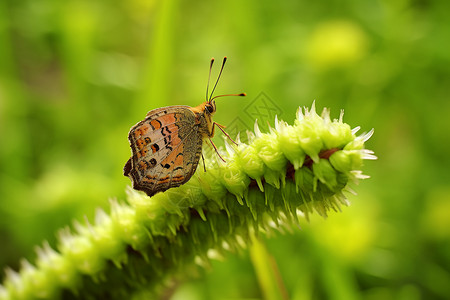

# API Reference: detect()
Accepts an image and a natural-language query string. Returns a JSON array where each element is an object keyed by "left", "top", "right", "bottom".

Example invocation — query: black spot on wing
[
  {"left": 164, "top": 136, "right": 173, "bottom": 151},
  {"left": 161, "top": 126, "right": 173, "bottom": 136},
  {"left": 149, "top": 158, "right": 157, "bottom": 167},
  {"left": 151, "top": 143, "right": 160, "bottom": 153}
]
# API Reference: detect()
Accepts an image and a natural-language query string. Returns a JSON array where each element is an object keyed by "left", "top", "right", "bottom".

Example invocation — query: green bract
[{"left": 0, "top": 103, "right": 376, "bottom": 300}]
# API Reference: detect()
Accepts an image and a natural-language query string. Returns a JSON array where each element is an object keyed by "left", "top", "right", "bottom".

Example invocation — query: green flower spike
[{"left": 0, "top": 103, "right": 376, "bottom": 300}]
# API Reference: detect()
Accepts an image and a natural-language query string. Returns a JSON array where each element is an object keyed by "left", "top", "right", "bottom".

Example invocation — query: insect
[{"left": 124, "top": 57, "right": 246, "bottom": 197}]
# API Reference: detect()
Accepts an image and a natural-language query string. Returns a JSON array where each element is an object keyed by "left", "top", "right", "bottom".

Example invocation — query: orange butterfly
[{"left": 124, "top": 57, "right": 245, "bottom": 197}]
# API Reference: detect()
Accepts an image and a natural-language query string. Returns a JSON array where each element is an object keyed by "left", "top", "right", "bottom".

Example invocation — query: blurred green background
[{"left": 1, "top": 0, "right": 450, "bottom": 299}]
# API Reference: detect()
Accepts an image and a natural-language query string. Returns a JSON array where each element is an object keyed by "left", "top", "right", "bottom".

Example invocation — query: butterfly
[{"left": 124, "top": 57, "right": 246, "bottom": 197}]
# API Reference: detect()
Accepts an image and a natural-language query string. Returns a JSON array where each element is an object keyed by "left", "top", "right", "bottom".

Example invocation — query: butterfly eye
[{"left": 206, "top": 103, "right": 215, "bottom": 114}]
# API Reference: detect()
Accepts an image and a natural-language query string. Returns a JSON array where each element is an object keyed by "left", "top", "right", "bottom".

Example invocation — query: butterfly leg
[
  {"left": 201, "top": 152, "right": 207, "bottom": 172},
  {"left": 213, "top": 122, "right": 238, "bottom": 145},
  {"left": 208, "top": 137, "right": 226, "bottom": 162}
]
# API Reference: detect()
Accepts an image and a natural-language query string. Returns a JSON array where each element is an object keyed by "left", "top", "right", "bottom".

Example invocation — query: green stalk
[
  {"left": 0, "top": 103, "right": 376, "bottom": 299},
  {"left": 250, "top": 236, "right": 288, "bottom": 300}
]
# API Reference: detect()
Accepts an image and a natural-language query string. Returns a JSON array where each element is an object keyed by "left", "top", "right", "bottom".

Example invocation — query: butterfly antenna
[
  {"left": 210, "top": 92, "right": 246, "bottom": 101},
  {"left": 206, "top": 58, "right": 215, "bottom": 102},
  {"left": 209, "top": 56, "right": 227, "bottom": 102}
]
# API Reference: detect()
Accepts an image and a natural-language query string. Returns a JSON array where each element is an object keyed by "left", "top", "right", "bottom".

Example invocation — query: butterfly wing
[{"left": 124, "top": 106, "right": 203, "bottom": 197}]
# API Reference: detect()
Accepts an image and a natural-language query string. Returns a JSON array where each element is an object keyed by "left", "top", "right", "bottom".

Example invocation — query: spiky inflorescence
[{"left": 1, "top": 103, "right": 376, "bottom": 300}]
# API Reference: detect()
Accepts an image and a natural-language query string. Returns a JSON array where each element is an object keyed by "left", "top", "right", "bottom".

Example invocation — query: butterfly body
[{"left": 124, "top": 57, "right": 245, "bottom": 197}]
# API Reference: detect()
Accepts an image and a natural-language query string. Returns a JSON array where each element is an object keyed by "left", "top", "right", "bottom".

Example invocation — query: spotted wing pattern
[{"left": 124, "top": 106, "right": 203, "bottom": 197}]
